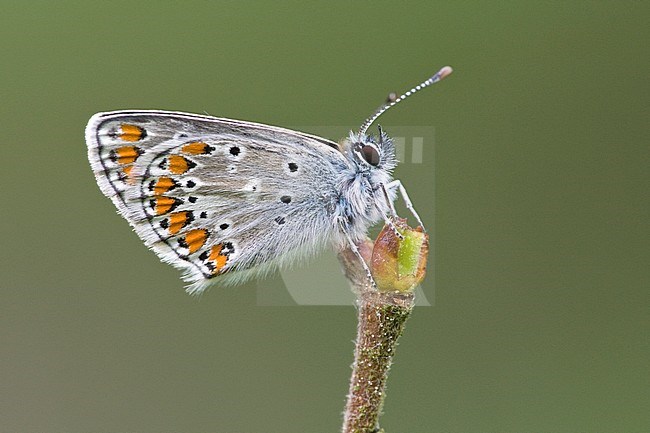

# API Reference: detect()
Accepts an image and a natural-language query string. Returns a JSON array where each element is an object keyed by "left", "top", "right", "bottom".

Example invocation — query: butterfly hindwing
[{"left": 86, "top": 110, "right": 347, "bottom": 292}]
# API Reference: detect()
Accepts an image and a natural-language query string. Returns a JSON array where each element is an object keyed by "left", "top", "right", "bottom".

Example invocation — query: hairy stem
[{"left": 342, "top": 289, "right": 414, "bottom": 433}]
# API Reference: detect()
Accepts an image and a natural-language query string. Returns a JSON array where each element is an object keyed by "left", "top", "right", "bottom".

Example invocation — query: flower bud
[{"left": 371, "top": 218, "right": 429, "bottom": 293}]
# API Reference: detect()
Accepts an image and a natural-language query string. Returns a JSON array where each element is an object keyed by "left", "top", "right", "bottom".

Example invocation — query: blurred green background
[{"left": 1, "top": 1, "right": 647, "bottom": 432}]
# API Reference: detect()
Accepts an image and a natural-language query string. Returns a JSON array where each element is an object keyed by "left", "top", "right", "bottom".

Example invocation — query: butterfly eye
[
  {"left": 353, "top": 143, "right": 381, "bottom": 166},
  {"left": 358, "top": 144, "right": 380, "bottom": 166}
]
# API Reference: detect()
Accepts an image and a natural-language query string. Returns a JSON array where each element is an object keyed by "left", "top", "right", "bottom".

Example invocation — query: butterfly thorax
[{"left": 332, "top": 132, "right": 397, "bottom": 244}]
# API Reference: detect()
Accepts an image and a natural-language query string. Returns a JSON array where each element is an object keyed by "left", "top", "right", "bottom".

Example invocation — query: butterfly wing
[{"left": 86, "top": 110, "right": 348, "bottom": 293}]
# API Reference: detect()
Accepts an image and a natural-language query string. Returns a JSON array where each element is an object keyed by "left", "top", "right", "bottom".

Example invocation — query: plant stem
[
  {"left": 342, "top": 290, "right": 414, "bottom": 433},
  {"left": 338, "top": 239, "right": 417, "bottom": 433}
]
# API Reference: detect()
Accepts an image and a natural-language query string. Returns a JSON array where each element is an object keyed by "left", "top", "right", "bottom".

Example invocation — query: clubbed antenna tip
[{"left": 437, "top": 65, "right": 454, "bottom": 80}]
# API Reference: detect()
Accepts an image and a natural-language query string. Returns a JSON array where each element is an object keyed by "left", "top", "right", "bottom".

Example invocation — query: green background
[{"left": 1, "top": 1, "right": 647, "bottom": 432}]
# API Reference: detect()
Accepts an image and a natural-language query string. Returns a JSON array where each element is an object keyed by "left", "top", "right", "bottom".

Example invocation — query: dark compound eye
[{"left": 359, "top": 144, "right": 380, "bottom": 166}]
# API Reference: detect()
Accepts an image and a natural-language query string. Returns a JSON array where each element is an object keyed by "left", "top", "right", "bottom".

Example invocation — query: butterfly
[{"left": 85, "top": 66, "right": 452, "bottom": 294}]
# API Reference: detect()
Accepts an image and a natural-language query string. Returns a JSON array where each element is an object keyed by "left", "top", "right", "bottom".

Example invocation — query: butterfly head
[{"left": 345, "top": 127, "right": 397, "bottom": 173}]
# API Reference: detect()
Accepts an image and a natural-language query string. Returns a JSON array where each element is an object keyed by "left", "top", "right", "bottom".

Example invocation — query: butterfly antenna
[{"left": 358, "top": 66, "right": 453, "bottom": 136}]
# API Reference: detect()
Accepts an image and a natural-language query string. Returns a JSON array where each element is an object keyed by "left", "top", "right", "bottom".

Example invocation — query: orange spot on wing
[
  {"left": 154, "top": 196, "right": 178, "bottom": 215},
  {"left": 209, "top": 244, "right": 228, "bottom": 274},
  {"left": 168, "top": 155, "right": 195, "bottom": 174},
  {"left": 119, "top": 124, "right": 145, "bottom": 142},
  {"left": 153, "top": 177, "right": 175, "bottom": 195},
  {"left": 182, "top": 142, "right": 210, "bottom": 155},
  {"left": 169, "top": 212, "right": 189, "bottom": 235},
  {"left": 122, "top": 165, "right": 137, "bottom": 185},
  {"left": 184, "top": 229, "right": 207, "bottom": 254},
  {"left": 115, "top": 146, "right": 142, "bottom": 164}
]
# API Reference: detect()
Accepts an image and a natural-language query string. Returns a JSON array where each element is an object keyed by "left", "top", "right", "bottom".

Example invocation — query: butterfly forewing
[{"left": 86, "top": 110, "right": 347, "bottom": 292}]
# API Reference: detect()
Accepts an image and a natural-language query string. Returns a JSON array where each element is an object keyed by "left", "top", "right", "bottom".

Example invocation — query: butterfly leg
[
  {"left": 385, "top": 180, "right": 426, "bottom": 232},
  {"left": 340, "top": 222, "right": 378, "bottom": 289},
  {"left": 378, "top": 184, "right": 404, "bottom": 240}
]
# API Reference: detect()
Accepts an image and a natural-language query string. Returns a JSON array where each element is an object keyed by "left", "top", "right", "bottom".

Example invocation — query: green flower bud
[{"left": 371, "top": 218, "right": 429, "bottom": 293}]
